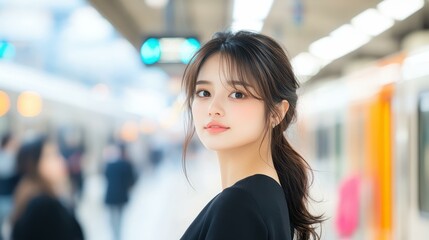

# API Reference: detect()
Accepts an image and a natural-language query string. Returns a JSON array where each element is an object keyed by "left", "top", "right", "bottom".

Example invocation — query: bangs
[{"left": 218, "top": 52, "right": 264, "bottom": 100}]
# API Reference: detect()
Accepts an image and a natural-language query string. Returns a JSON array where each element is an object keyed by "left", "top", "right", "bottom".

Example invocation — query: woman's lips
[{"left": 204, "top": 121, "right": 230, "bottom": 134}]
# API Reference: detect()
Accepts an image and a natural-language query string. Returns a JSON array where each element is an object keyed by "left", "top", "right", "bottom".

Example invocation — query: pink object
[{"left": 335, "top": 175, "right": 360, "bottom": 237}]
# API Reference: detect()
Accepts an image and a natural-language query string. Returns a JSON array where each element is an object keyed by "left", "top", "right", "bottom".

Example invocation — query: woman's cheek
[
  {"left": 192, "top": 101, "right": 206, "bottom": 126},
  {"left": 231, "top": 102, "right": 263, "bottom": 119}
]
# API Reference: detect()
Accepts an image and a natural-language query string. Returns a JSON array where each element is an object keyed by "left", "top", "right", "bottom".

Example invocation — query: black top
[
  {"left": 0, "top": 174, "right": 20, "bottom": 195},
  {"left": 12, "top": 194, "right": 84, "bottom": 240},
  {"left": 104, "top": 159, "right": 135, "bottom": 205},
  {"left": 181, "top": 174, "right": 293, "bottom": 240}
]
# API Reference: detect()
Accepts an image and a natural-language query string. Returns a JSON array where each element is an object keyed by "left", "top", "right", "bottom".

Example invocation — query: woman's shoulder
[
  {"left": 214, "top": 174, "right": 288, "bottom": 215},
  {"left": 13, "top": 193, "right": 84, "bottom": 240},
  {"left": 230, "top": 174, "right": 286, "bottom": 203},
  {"left": 203, "top": 174, "right": 291, "bottom": 238},
  {"left": 19, "top": 193, "right": 65, "bottom": 220},
  {"left": 232, "top": 174, "right": 282, "bottom": 190},
  {"left": 27, "top": 193, "right": 60, "bottom": 207},
  {"left": 181, "top": 175, "right": 292, "bottom": 240}
]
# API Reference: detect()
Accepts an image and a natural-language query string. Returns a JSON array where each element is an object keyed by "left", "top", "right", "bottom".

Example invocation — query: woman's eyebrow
[
  {"left": 195, "top": 79, "right": 254, "bottom": 89},
  {"left": 227, "top": 80, "right": 254, "bottom": 88},
  {"left": 196, "top": 80, "right": 211, "bottom": 85}
]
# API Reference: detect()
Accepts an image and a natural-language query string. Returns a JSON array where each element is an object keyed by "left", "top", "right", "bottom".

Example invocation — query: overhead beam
[{"left": 88, "top": 0, "right": 142, "bottom": 50}]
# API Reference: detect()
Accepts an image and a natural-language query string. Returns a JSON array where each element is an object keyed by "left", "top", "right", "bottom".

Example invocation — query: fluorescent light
[
  {"left": 233, "top": 0, "right": 274, "bottom": 20},
  {"left": 145, "top": 0, "right": 169, "bottom": 9},
  {"left": 331, "top": 24, "right": 371, "bottom": 54},
  {"left": 309, "top": 37, "right": 337, "bottom": 61},
  {"left": 305, "top": 0, "right": 424, "bottom": 71},
  {"left": 232, "top": 0, "right": 273, "bottom": 32},
  {"left": 351, "top": 8, "right": 394, "bottom": 36},
  {"left": 309, "top": 24, "right": 370, "bottom": 61},
  {"left": 377, "top": 0, "right": 424, "bottom": 21},
  {"left": 231, "top": 20, "right": 264, "bottom": 32},
  {"left": 291, "top": 52, "right": 325, "bottom": 77}
]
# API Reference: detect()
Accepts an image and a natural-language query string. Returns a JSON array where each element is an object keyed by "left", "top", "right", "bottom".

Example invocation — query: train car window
[
  {"left": 335, "top": 122, "right": 343, "bottom": 159},
  {"left": 335, "top": 121, "right": 344, "bottom": 179},
  {"left": 418, "top": 92, "right": 429, "bottom": 215},
  {"left": 316, "top": 126, "right": 330, "bottom": 161}
]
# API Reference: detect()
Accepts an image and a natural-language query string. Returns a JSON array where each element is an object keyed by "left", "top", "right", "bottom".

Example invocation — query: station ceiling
[{"left": 88, "top": 0, "right": 429, "bottom": 80}]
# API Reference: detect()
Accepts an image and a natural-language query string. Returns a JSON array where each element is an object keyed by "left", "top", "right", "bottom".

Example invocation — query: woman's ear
[{"left": 272, "top": 100, "right": 289, "bottom": 127}]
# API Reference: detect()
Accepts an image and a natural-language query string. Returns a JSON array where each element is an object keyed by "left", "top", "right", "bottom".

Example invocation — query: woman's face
[{"left": 191, "top": 53, "right": 268, "bottom": 151}]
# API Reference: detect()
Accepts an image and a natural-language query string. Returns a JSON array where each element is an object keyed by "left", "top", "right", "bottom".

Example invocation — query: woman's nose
[{"left": 208, "top": 98, "right": 224, "bottom": 117}]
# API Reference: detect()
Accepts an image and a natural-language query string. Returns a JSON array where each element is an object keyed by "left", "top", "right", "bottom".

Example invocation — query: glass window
[
  {"left": 335, "top": 121, "right": 344, "bottom": 180},
  {"left": 418, "top": 92, "right": 429, "bottom": 214},
  {"left": 316, "top": 126, "right": 330, "bottom": 161},
  {"left": 335, "top": 121, "right": 343, "bottom": 159}
]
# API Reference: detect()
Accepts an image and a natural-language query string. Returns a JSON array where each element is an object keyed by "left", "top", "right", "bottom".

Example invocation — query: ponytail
[{"left": 272, "top": 125, "right": 324, "bottom": 240}]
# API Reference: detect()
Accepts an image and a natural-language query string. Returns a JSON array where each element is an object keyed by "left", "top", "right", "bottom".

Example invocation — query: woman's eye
[
  {"left": 196, "top": 90, "right": 210, "bottom": 97},
  {"left": 230, "top": 92, "right": 246, "bottom": 99}
]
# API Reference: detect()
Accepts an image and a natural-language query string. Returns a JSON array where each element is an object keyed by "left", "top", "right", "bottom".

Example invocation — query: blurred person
[
  {"left": 0, "top": 133, "right": 19, "bottom": 240},
  {"left": 58, "top": 127, "right": 85, "bottom": 203},
  {"left": 104, "top": 142, "right": 136, "bottom": 240},
  {"left": 10, "top": 135, "right": 84, "bottom": 240},
  {"left": 180, "top": 31, "right": 324, "bottom": 240},
  {"left": 149, "top": 147, "right": 163, "bottom": 168}
]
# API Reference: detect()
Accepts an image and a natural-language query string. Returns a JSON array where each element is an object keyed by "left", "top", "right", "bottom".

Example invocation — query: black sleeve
[
  {"left": 206, "top": 188, "right": 267, "bottom": 240},
  {"left": 126, "top": 162, "right": 136, "bottom": 188}
]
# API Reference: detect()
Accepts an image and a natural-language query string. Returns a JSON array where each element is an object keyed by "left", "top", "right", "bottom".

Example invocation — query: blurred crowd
[{"left": 0, "top": 131, "right": 137, "bottom": 240}]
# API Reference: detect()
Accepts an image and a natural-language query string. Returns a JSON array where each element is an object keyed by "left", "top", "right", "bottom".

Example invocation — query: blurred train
[
  {"left": 0, "top": 61, "right": 142, "bottom": 175},
  {"left": 295, "top": 32, "right": 429, "bottom": 239}
]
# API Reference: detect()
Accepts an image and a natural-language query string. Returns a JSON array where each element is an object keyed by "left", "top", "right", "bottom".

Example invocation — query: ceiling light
[
  {"left": 233, "top": 0, "right": 274, "bottom": 20},
  {"left": 330, "top": 24, "right": 371, "bottom": 55},
  {"left": 309, "top": 37, "right": 337, "bottom": 61},
  {"left": 377, "top": 0, "right": 424, "bottom": 21},
  {"left": 309, "top": 24, "right": 370, "bottom": 61},
  {"left": 291, "top": 52, "right": 325, "bottom": 77},
  {"left": 231, "top": 20, "right": 264, "bottom": 32},
  {"left": 232, "top": 0, "right": 273, "bottom": 32},
  {"left": 145, "top": 0, "right": 169, "bottom": 9},
  {"left": 351, "top": 8, "right": 394, "bottom": 36}
]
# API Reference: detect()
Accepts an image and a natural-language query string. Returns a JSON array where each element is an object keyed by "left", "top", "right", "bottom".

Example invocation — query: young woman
[
  {"left": 10, "top": 135, "right": 84, "bottom": 240},
  {"left": 180, "top": 31, "right": 323, "bottom": 240}
]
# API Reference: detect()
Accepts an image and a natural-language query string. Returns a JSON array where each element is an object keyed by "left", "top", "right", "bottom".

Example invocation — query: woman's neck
[{"left": 216, "top": 143, "right": 279, "bottom": 189}]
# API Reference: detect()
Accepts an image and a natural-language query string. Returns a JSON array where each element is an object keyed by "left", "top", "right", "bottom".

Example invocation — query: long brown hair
[
  {"left": 182, "top": 31, "right": 323, "bottom": 239},
  {"left": 11, "top": 135, "right": 54, "bottom": 223}
]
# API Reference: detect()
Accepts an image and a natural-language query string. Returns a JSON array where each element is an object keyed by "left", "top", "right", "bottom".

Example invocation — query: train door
[
  {"left": 367, "top": 84, "right": 395, "bottom": 240},
  {"left": 345, "top": 61, "right": 401, "bottom": 240},
  {"left": 415, "top": 92, "right": 429, "bottom": 235},
  {"left": 402, "top": 87, "right": 429, "bottom": 239},
  {"left": 394, "top": 46, "right": 429, "bottom": 240}
]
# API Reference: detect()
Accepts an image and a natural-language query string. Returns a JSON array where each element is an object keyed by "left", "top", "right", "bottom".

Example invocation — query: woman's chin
[{"left": 202, "top": 143, "right": 230, "bottom": 152}]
